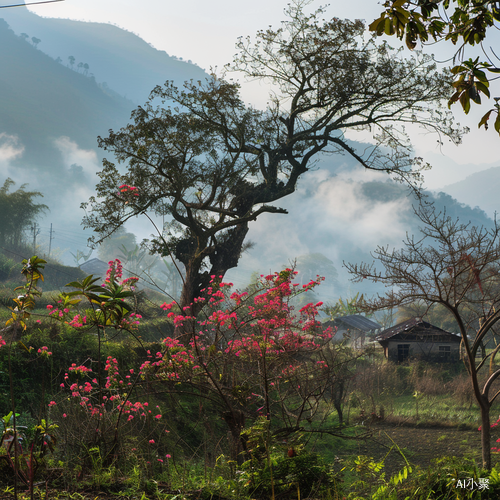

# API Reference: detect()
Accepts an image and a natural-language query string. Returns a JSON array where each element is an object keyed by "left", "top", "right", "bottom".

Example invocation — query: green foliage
[
  {"left": 0, "top": 179, "right": 47, "bottom": 248},
  {"left": 323, "top": 293, "right": 369, "bottom": 320},
  {"left": 0, "top": 254, "right": 18, "bottom": 283},
  {"left": 239, "top": 417, "right": 339, "bottom": 497},
  {"left": 370, "top": 0, "right": 500, "bottom": 133}
]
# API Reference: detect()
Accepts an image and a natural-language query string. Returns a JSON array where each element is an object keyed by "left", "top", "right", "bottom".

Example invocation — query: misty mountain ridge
[
  {"left": 226, "top": 163, "right": 494, "bottom": 300},
  {"left": 0, "top": 17, "right": 132, "bottom": 168},
  {"left": 439, "top": 166, "right": 500, "bottom": 219},
  {"left": 1, "top": 6, "right": 208, "bottom": 104},
  {"left": 0, "top": 12, "right": 209, "bottom": 263}
]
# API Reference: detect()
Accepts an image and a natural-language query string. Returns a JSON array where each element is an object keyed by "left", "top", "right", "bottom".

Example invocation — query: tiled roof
[
  {"left": 334, "top": 315, "right": 382, "bottom": 331},
  {"left": 79, "top": 258, "right": 108, "bottom": 278},
  {"left": 376, "top": 317, "right": 454, "bottom": 341}
]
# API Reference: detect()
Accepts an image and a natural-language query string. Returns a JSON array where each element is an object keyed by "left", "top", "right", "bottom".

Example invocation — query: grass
[{"left": 384, "top": 393, "right": 480, "bottom": 426}]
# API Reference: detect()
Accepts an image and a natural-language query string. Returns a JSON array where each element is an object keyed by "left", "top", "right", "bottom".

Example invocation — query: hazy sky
[{"left": 22, "top": 0, "right": 500, "bottom": 182}]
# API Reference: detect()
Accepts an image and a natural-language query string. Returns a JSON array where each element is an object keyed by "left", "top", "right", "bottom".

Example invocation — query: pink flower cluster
[
  {"left": 37, "top": 346, "right": 53, "bottom": 357},
  {"left": 149, "top": 269, "right": 335, "bottom": 391},
  {"left": 0, "top": 336, "right": 6, "bottom": 349},
  {"left": 46, "top": 304, "right": 64, "bottom": 318},
  {"left": 105, "top": 259, "right": 123, "bottom": 283},
  {"left": 68, "top": 314, "right": 87, "bottom": 328},
  {"left": 68, "top": 363, "right": 93, "bottom": 376},
  {"left": 61, "top": 357, "right": 166, "bottom": 428},
  {"left": 118, "top": 184, "right": 139, "bottom": 197},
  {"left": 487, "top": 416, "right": 500, "bottom": 453}
]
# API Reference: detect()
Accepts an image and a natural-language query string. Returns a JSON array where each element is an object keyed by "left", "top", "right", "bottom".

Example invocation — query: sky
[{"left": 22, "top": 0, "right": 500, "bottom": 181}]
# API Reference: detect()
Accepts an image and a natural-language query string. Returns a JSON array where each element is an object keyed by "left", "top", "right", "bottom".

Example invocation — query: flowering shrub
[
  {"left": 133, "top": 269, "right": 338, "bottom": 462},
  {"left": 37, "top": 346, "right": 52, "bottom": 357},
  {"left": 44, "top": 262, "right": 340, "bottom": 467}
]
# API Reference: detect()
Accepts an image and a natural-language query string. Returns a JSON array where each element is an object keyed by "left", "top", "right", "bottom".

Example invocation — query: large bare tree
[
  {"left": 83, "top": 2, "right": 463, "bottom": 339},
  {"left": 347, "top": 204, "right": 500, "bottom": 469}
]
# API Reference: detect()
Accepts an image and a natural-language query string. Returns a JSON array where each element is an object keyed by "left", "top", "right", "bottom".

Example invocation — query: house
[
  {"left": 323, "top": 315, "right": 382, "bottom": 348},
  {"left": 376, "top": 317, "right": 461, "bottom": 362}
]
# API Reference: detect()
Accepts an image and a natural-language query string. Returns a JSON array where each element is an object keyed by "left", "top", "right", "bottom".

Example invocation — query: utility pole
[{"left": 48, "top": 223, "right": 54, "bottom": 258}]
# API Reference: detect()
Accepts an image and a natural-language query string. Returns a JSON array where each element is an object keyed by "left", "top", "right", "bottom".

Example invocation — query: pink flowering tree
[
  {"left": 137, "top": 269, "right": 345, "bottom": 463},
  {"left": 47, "top": 259, "right": 147, "bottom": 464},
  {"left": 30, "top": 259, "right": 352, "bottom": 470}
]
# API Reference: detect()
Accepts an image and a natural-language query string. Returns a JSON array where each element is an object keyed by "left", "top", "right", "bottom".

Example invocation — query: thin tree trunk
[{"left": 480, "top": 402, "right": 491, "bottom": 470}]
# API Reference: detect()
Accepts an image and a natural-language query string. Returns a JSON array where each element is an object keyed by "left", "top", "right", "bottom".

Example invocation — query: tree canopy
[
  {"left": 0, "top": 178, "right": 47, "bottom": 249},
  {"left": 83, "top": 2, "right": 463, "bottom": 330},
  {"left": 370, "top": 0, "right": 500, "bottom": 133}
]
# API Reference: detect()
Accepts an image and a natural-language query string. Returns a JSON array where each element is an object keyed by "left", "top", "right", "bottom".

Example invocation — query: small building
[
  {"left": 323, "top": 315, "right": 382, "bottom": 348},
  {"left": 377, "top": 318, "right": 461, "bottom": 362}
]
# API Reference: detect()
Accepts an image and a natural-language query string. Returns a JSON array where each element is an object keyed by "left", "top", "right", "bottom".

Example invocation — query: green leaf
[
  {"left": 65, "top": 281, "right": 84, "bottom": 289},
  {"left": 368, "top": 16, "right": 387, "bottom": 35},
  {"left": 460, "top": 91, "right": 471, "bottom": 113},
  {"left": 475, "top": 82, "right": 490, "bottom": 97},
  {"left": 494, "top": 112, "right": 500, "bottom": 134},
  {"left": 384, "top": 17, "right": 395, "bottom": 35},
  {"left": 479, "top": 109, "right": 493, "bottom": 129}
]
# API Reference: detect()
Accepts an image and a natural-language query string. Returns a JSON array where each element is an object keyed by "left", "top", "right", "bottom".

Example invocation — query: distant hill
[
  {"left": 0, "top": 6, "right": 494, "bottom": 276},
  {"left": 228, "top": 162, "right": 495, "bottom": 299},
  {"left": 0, "top": 12, "right": 209, "bottom": 263},
  {"left": 0, "top": 18, "right": 132, "bottom": 168},
  {"left": 1, "top": 6, "right": 208, "bottom": 104},
  {"left": 439, "top": 167, "right": 500, "bottom": 219}
]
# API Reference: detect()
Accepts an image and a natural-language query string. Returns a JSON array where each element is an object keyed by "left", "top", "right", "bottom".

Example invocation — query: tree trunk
[
  {"left": 480, "top": 402, "right": 492, "bottom": 470},
  {"left": 222, "top": 410, "right": 248, "bottom": 465},
  {"left": 333, "top": 380, "right": 344, "bottom": 425},
  {"left": 174, "top": 223, "right": 249, "bottom": 344}
]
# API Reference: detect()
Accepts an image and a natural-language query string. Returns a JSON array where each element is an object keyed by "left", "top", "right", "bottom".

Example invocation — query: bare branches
[{"left": 347, "top": 201, "right": 500, "bottom": 469}]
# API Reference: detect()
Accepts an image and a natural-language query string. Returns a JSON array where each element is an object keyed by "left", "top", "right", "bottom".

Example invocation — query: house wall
[{"left": 386, "top": 340, "right": 460, "bottom": 362}]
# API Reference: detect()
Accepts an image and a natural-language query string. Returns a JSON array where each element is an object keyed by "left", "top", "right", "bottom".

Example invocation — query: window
[
  {"left": 397, "top": 344, "right": 410, "bottom": 362},
  {"left": 439, "top": 345, "right": 451, "bottom": 361}
]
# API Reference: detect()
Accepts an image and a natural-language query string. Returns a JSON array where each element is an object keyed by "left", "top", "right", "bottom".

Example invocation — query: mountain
[
  {"left": 0, "top": 18, "right": 132, "bottom": 168},
  {"left": 0, "top": 12, "right": 208, "bottom": 263},
  {"left": 226, "top": 162, "right": 495, "bottom": 300},
  {"left": 0, "top": 7, "right": 494, "bottom": 284},
  {"left": 439, "top": 167, "right": 500, "bottom": 219},
  {"left": 1, "top": 6, "right": 207, "bottom": 104}
]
